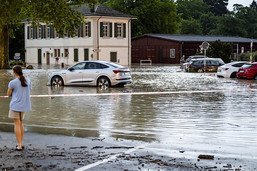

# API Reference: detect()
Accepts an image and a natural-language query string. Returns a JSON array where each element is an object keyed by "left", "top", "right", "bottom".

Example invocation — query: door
[
  {"left": 46, "top": 52, "right": 50, "bottom": 65},
  {"left": 83, "top": 62, "right": 103, "bottom": 85},
  {"left": 37, "top": 49, "right": 42, "bottom": 64},
  {"left": 74, "top": 49, "right": 78, "bottom": 62},
  {"left": 65, "top": 62, "right": 85, "bottom": 85},
  {"left": 84, "top": 49, "right": 89, "bottom": 61}
]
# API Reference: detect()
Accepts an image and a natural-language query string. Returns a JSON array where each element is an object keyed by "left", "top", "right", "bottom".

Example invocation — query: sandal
[{"left": 15, "top": 145, "right": 24, "bottom": 151}]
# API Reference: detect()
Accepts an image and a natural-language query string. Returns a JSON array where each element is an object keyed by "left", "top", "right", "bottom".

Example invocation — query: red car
[{"left": 237, "top": 62, "right": 257, "bottom": 80}]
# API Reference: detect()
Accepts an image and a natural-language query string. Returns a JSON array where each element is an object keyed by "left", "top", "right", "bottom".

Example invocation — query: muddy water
[{"left": 0, "top": 65, "right": 257, "bottom": 159}]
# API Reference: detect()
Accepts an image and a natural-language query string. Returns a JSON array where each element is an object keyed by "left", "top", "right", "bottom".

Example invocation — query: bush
[{"left": 9, "top": 60, "right": 25, "bottom": 68}]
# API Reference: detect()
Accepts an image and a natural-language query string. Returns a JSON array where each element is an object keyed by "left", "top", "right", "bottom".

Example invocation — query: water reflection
[{"left": 0, "top": 66, "right": 257, "bottom": 157}]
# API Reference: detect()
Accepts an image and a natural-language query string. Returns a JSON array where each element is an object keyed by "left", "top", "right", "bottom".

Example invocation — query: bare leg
[{"left": 13, "top": 118, "right": 23, "bottom": 149}]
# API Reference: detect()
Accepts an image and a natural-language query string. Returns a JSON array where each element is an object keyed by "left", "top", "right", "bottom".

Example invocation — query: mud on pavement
[{"left": 0, "top": 131, "right": 254, "bottom": 171}]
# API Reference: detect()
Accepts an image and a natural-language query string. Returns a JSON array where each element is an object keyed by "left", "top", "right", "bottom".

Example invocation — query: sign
[
  {"left": 14, "top": 53, "right": 21, "bottom": 60},
  {"left": 201, "top": 41, "right": 210, "bottom": 50}
]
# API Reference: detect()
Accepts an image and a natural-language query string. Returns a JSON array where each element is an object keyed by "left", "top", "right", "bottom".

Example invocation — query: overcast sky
[{"left": 227, "top": 0, "right": 253, "bottom": 11}]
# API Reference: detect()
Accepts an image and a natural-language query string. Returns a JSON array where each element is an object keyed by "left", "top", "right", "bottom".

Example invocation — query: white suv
[{"left": 47, "top": 61, "right": 132, "bottom": 88}]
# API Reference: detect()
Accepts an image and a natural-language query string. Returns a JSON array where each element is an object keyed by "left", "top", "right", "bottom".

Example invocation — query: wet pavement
[{"left": 1, "top": 64, "right": 257, "bottom": 170}]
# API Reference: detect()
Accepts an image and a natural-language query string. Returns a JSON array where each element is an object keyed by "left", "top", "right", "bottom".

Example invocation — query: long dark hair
[{"left": 13, "top": 65, "right": 27, "bottom": 87}]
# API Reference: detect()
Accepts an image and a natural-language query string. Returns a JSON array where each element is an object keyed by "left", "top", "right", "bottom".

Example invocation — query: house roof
[
  {"left": 135, "top": 34, "right": 257, "bottom": 43},
  {"left": 73, "top": 4, "right": 135, "bottom": 18}
]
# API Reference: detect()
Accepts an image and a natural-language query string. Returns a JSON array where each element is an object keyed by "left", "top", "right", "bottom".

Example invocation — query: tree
[
  {"left": 207, "top": 40, "right": 233, "bottom": 63},
  {"left": 203, "top": 0, "right": 228, "bottom": 16},
  {"left": 0, "top": 0, "right": 95, "bottom": 69},
  {"left": 180, "top": 18, "right": 202, "bottom": 34},
  {"left": 176, "top": 0, "right": 208, "bottom": 20},
  {"left": 106, "top": 0, "right": 180, "bottom": 37},
  {"left": 211, "top": 14, "right": 247, "bottom": 37}
]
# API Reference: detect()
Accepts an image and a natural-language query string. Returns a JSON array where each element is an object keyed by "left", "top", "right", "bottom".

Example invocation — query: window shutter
[
  {"left": 123, "top": 23, "right": 126, "bottom": 38},
  {"left": 42, "top": 25, "right": 46, "bottom": 39},
  {"left": 33, "top": 27, "right": 37, "bottom": 39},
  {"left": 27, "top": 26, "right": 30, "bottom": 39},
  {"left": 80, "top": 24, "right": 84, "bottom": 37},
  {"left": 50, "top": 25, "right": 54, "bottom": 38},
  {"left": 114, "top": 23, "right": 118, "bottom": 37},
  {"left": 40, "top": 25, "right": 44, "bottom": 39},
  {"left": 109, "top": 22, "right": 112, "bottom": 37},
  {"left": 100, "top": 22, "right": 104, "bottom": 37},
  {"left": 88, "top": 22, "right": 91, "bottom": 37}
]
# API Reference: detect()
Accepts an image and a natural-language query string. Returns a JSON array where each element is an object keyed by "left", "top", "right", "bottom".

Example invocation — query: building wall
[
  {"left": 25, "top": 16, "right": 132, "bottom": 66},
  {"left": 132, "top": 37, "right": 180, "bottom": 64}
]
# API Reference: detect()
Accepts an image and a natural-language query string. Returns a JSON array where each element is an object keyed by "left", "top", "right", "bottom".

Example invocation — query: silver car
[{"left": 47, "top": 61, "right": 132, "bottom": 88}]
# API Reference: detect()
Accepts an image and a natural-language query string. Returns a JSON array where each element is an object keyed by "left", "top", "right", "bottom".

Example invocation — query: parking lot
[{"left": 1, "top": 65, "right": 257, "bottom": 170}]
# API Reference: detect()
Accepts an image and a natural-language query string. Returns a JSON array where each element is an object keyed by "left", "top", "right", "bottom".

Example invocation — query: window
[
  {"left": 46, "top": 26, "right": 51, "bottom": 38},
  {"left": 64, "top": 49, "right": 69, "bottom": 57},
  {"left": 38, "top": 26, "right": 42, "bottom": 39},
  {"left": 110, "top": 52, "right": 117, "bottom": 62},
  {"left": 100, "top": 22, "right": 112, "bottom": 37},
  {"left": 29, "top": 27, "right": 33, "bottom": 39},
  {"left": 84, "top": 22, "right": 91, "bottom": 37},
  {"left": 54, "top": 49, "right": 60, "bottom": 57},
  {"left": 74, "top": 49, "right": 78, "bottom": 62},
  {"left": 114, "top": 23, "right": 126, "bottom": 38},
  {"left": 84, "top": 49, "right": 89, "bottom": 61}
]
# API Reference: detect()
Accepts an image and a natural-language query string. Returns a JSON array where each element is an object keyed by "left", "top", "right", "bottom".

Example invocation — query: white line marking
[
  {"left": 75, "top": 144, "right": 146, "bottom": 171},
  {"left": 0, "top": 89, "right": 254, "bottom": 99}
]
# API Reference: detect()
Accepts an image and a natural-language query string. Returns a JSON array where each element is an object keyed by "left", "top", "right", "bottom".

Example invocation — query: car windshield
[{"left": 241, "top": 64, "right": 253, "bottom": 68}]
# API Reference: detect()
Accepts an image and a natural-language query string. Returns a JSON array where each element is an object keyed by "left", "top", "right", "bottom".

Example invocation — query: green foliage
[
  {"left": 9, "top": 60, "right": 25, "bottom": 68},
  {"left": 239, "top": 52, "right": 257, "bottom": 62},
  {"left": 106, "top": 0, "right": 180, "bottom": 36},
  {"left": 0, "top": 0, "right": 94, "bottom": 69},
  {"left": 180, "top": 18, "right": 202, "bottom": 34},
  {"left": 203, "top": 0, "right": 228, "bottom": 16},
  {"left": 207, "top": 40, "right": 233, "bottom": 63},
  {"left": 176, "top": 0, "right": 208, "bottom": 20}
]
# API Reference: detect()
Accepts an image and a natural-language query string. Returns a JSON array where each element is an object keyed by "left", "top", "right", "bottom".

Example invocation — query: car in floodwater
[
  {"left": 237, "top": 62, "right": 257, "bottom": 80},
  {"left": 186, "top": 58, "right": 225, "bottom": 72},
  {"left": 217, "top": 61, "right": 250, "bottom": 78},
  {"left": 181, "top": 55, "right": 207, "bottom": 70},
  {"left": 47, "top": 61, "right": 132, "bottom": 88}
]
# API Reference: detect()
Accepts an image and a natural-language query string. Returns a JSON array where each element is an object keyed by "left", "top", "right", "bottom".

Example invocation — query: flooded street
[{"left": 1, "top": 65, "right": 257, "bottom": 163}]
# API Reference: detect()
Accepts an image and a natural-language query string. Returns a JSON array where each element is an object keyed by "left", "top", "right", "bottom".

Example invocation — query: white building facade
[{"left": 24, "top": 5, "right": 134, "bottom": 66}]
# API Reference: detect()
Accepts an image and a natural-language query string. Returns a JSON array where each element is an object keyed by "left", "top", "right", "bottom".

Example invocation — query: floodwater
[{"left": 0, "top": 65, "right": 257, "bottom": 160}]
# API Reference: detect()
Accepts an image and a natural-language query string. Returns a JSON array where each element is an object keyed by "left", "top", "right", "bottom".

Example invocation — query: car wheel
[
  {"left": 254, "top": 75, "right": 257, "bottom": 80},
  {"left": 97, "top": 76, "right": 111, "bottom": 89},
  {"left": 51, "top": 76, "right": 64, "bottom": 86},
  {"left": 230, "top": 72, "right": 237, "bottom": 78}
]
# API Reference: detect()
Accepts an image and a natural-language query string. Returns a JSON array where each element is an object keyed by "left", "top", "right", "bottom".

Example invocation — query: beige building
[{"left": 24, "top": 4, "right": 135, "bottom": 66}]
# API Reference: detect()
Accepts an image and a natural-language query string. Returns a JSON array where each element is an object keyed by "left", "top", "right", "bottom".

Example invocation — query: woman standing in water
[{"left": 7, "top": 65, "right": 31, "bottom": 151}]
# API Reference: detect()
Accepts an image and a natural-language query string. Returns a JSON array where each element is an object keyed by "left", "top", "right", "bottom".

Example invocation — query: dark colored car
[
  {"left": 186, "top": 58, "right": 225, "bottom": 72},
  {"left": 237, "top": 62, "right": 257, "bottom": 80}
]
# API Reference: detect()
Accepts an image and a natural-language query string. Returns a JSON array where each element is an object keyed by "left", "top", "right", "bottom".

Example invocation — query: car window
[
  {"left": 85, "top": 62, "right": 104, "bottom": 69},
  {"left": 100, "top": 64, "right": 109, "bottom": 69},
  {"left": 193, "top": 60, "right": 203, "bottom": 65},
  {"left": 241, "top": 64, "right": 252, "bottom": 68},
  {"left": 70, "top": 62, "right": 86, "bottom": 70},
  {"left": 209, "top": 60, "right": 219, "bottom": 66},
  {"left": 232, "top": 63, "right": 248, "bottom": 67}
]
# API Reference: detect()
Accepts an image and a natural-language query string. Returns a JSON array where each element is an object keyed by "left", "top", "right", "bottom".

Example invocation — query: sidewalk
[{"left": 0, "top": 131, "right": 255, "bottom": 171}]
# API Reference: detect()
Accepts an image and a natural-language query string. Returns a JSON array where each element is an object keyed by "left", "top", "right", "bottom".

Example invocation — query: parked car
[
  {"left": 186, "top": 58, "right": 225, "bottom": 72},
  {"left": 217, "top": 61, "right": 250, "bottom": 78},
  {"left": 237, "top": 62, "right": 257, "bottom": 80},
  {"left": 181, "top": 55, "right": 207, "bottom": 70},
  {"left": 47, "top": 61, "right": 132, "bottom": 88}
]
